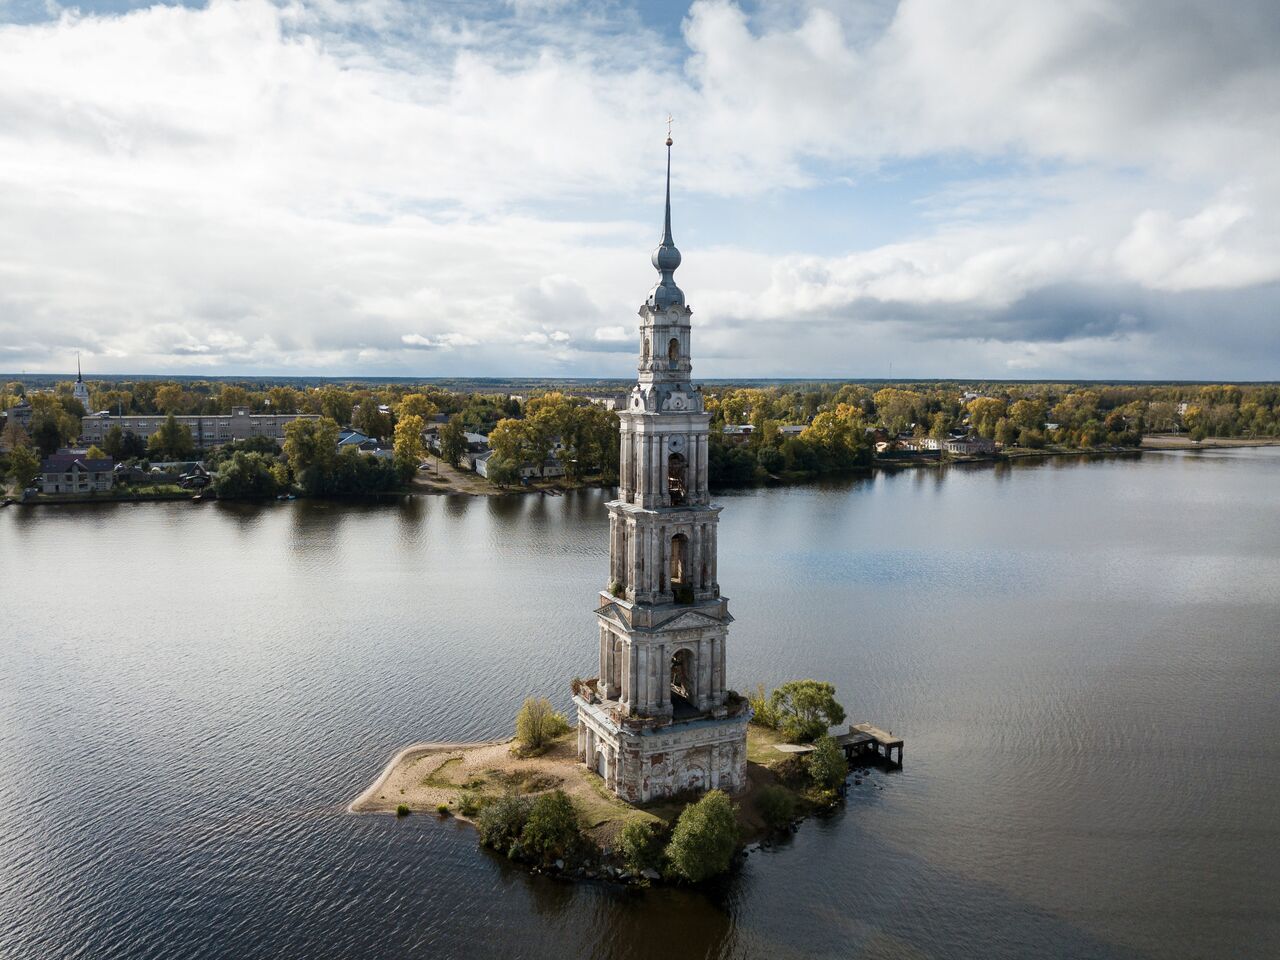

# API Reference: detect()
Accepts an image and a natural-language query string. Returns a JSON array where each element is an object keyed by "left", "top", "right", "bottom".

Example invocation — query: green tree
[
  {"left": 283, "top": 416, "right": 340, "bottom": 494},
  {"left": 967, "top": 397, "right": 1007, "bottom": 438},
  {"left": 147, "top": 415, "right": 195, "bottom": 460},
  {"left": 317, "top": 387, "right": 354, "bottom": 426},
  {"left": 518, "top": 790, "right": 581, "bottom": 863},
  {"left": 619, "top": 820, "right": 660, "bottom": 873},
  {"left": 266, "top": 386, "right": 301, "bottom": 414},
  {"left": 212, "top": 451, "right": 282, "bottom": 499},
  {"left": 84, "top": 444, "right": 108, "bottom": 460},
  {"left": 806, "top": 735, "right": 848, "bottom": 791},
  {"left": 664, "top": 789, "right": 738, "bottom": 883},
  {"left": 9, "top": 444, "right": 40, "bottom": 489},
  {"left": 397, "top": 393, "right": 439, "bottom": 422},
  {"left": 439, "top": 415, "right": 467, "bottom": 467},
  {"left": 476, "top": 793, "right": 532, "bottom": 854},
  {"left": 873, "top": 388, "right": 924, "bottom": 434},
  {"left": 354, "top": 400, "right": 393, "bottom": 440},
  {"left": 514, "top": 697, "right": 569, "bottom": 754},
  {"left": 769, "top": 680, "right": 846, "bottom": 743},
  {"left": 1009, "top": 398, "right": 1047, "bottom": 431},
  {"left": 994, "top": 417, "right": 1019, "bottom": 446},
  {"left": 393, "top": 414, "right": 426, "bottom": 478}
]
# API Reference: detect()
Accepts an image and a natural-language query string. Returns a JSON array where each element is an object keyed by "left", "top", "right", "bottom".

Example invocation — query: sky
[{"left": 0, "top": 0, "right": 1277, "bottom": 380}]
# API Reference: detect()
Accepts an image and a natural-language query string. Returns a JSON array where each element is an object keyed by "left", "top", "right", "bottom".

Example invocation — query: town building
[
  {"left": 79, "top": 407, "right": 317, "bottom": 448},
  {"left": 39, "top": 453, "right": 114, "bottom": 494},
  {"left": 572, "top": 137, "right": 749, "bottom": 802}
]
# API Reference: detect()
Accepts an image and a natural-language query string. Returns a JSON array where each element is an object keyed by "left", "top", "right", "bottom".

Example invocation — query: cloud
[{"left": 0, "top": 0, "right": 1276, "bottom": 378}]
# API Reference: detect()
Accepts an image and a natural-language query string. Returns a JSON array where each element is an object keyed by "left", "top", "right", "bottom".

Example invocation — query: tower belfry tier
[{"left": 573, "top": 133, "right": 749, "bottom": 803}]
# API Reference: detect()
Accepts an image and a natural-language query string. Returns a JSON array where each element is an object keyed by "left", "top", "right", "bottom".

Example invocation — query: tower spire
[
  {"left": 76, "top": 351, "right": 82, "bottom": 383},
  {"left": 663, "top": 116, "right": 674, "bottom": 246},
  {"left": 648, "top": 119, "right": 684, "bottom": 310}
]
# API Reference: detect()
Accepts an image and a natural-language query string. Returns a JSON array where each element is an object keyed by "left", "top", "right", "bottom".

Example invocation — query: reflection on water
[{"left": 2, "top": 448, "right": 1278, "bottom": 959}]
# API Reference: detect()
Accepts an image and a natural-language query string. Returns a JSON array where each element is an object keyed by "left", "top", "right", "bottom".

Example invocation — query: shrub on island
[
  {"left": 806, "top": 735, "right": 848, "bottom": 799},
  {"left": 664, "top": 789, "right": 739, "bottom": 883},
  {"left": 518, "top": 790, "right": 581, "bottom": 863},
  {"left": 755, "top": 785, "right": 797, "bottom": 830},
  {"left": 477, "top": 793, "right": 532, "bottom": 855},
  {"left": 619, "top": 820, "right": 662, "bottom": 874},
  {"left": 514, "top": 697, "right": 570, "bottom": 755}
]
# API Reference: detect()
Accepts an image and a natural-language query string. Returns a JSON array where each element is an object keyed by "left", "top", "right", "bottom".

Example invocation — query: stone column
[
  {"left": 659, "top": 434, "right": 669, "bottom": 503},
  {"left": 638, "top": 644, "right": 649, "bottom": 713},
  {"left": 710, "top": 634, "right": 720, "bottom": 701}
]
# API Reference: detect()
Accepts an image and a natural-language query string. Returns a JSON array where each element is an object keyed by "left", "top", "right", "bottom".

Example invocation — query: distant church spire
[
  {"left": 76, "top": 351, "right": 82, "bottom": 383},
  {"left": 648, "top": 119, "right": 684, "bottom": 311}
]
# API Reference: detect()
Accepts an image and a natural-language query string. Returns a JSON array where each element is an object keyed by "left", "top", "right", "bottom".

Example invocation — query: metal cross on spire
[{"left": 665, "top": 114, "right": 674, "bottom": 147}]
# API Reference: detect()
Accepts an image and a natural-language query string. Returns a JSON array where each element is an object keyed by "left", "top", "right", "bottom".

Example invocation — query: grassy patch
[
  {"left": 421, "top": 755, "right": 464, "bottom": 788},
  {"left": 746, "top": 725, "right": 787, "bottom": 767}
]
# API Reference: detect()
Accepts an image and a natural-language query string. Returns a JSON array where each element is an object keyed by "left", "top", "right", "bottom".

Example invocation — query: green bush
[
  {"left": 457, "top": 791, "right": 483, "bottom": 817},
  {"left": 665, "top": 789, "right": 739, "bottom": 883},
  {"left": 755, "top": 785, "right": 796, "bottom": 829},
  {"left": 747, "top": 683, "right": 779, "bottom": 729},
  {"left": 476, "top": 793, "right": 532, "bottom": 854},
  {"left": 770, "top": 680, "right": 846, "bottom": 743},
  {"left": 806, "top": 735, "right": 848, "bottom": 791},
  {"left": 519, "top": 790, "right": 580, "bottom": 863},
  {"left": 515, "top": 697, "right": 570, "bottom": 754},
  {"left": 436, "top": 804, "right": 450, "bottom": 817},
  {"left": 395, "top": 804, "right": 410, "bottom": 817},
  {"left": 619, "top": 820, "right": 660, "bottom": 873}
]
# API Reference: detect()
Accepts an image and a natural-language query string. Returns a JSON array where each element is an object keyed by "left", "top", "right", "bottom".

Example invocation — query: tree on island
[
  {"left": 519, "top": 790, "right": 581, "bottom": 864},
  {"left": 806, "top": 735, "right": 848, "bottom": 793},
  {"left": 514, "top": 697, "right": 569, "bottom": 755},
  {"left": 751, "top": 679, "right": 846, "bottom": 743},
  {"left": 665, "top": 790, "right": 739, "bottom": 883}
]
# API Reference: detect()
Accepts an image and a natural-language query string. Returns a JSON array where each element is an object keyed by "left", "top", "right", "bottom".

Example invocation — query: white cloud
[{"left": 0, "top": 0, "right": 1276, "bottom": 378}]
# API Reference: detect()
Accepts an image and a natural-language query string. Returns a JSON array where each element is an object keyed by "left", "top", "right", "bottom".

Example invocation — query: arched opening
[
  {"left": 670, "top": 532, "right": 691, "bottom": 602},
  {"left": 667, "top": 337, "right": 680, "bottom": 367},
  {"left": 670, "top": 648, "right": 697, "bottom": 717},
  {"left": 667, "top": 452, "right": 687, "bottom": 505}
]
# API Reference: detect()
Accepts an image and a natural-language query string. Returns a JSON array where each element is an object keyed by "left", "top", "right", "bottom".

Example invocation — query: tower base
[{"left": 573, "top": 691, "right": 749, "bottom": 803}]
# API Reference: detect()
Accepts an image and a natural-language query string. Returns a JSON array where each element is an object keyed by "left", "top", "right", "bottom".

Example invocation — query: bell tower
[{"left": 573, "top": 130, "right": 749, "bottom": 803}]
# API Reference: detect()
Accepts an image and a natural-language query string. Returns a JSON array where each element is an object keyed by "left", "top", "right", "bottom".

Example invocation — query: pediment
[{"left": 655, "top": 610, "right": 719, "bottom": 632}]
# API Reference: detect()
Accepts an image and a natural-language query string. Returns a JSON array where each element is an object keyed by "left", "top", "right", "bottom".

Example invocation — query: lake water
[{"left": 2, "top": 448, "right": 1278, "bottom": 959}]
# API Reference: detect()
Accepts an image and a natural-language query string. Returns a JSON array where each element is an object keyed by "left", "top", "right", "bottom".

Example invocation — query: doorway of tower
[{"left": 670, "top": 648, "right": 699, "bottom": 719}]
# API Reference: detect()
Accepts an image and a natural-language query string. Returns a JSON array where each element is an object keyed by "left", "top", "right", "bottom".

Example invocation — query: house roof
[{"left": 41, "top": 454, "right": 113, "bottom": 472}]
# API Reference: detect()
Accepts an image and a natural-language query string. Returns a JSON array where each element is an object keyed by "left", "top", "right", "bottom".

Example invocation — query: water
[{"left": 2, "top": 448, "right": 1278, "bottom": 959}]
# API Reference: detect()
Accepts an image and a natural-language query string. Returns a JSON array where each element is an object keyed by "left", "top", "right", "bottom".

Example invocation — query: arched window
[
  {"left": 667, "top": 452, "right": 687, "bottom": 505},
  {"left": 668, "top": 337, "right": 680, "bottom": 367}
]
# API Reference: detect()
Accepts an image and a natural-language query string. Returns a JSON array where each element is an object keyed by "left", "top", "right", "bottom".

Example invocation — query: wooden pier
[
  {"left": 834, "top": 723, "right": 904, "bottom": 767},
  {"left": 772, "top": 723, "right": 905, "bottom": 767}
]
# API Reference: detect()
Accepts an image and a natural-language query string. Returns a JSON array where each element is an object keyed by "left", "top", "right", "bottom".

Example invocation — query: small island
[{"left": 351, "top": 685, "right": 874, "bottom": 885}]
